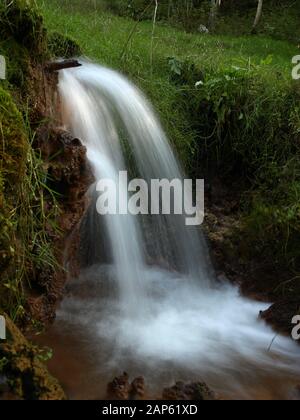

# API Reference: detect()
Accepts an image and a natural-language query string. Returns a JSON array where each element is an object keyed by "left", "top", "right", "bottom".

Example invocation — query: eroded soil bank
[{"left": 0, "top": 1, "right": 91, "bottom": 399}]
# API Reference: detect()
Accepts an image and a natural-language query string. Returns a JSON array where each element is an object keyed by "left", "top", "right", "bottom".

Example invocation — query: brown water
[
  {"left": 34, "top": 323, "right": 300, "bottom": 400},
  {"left": 32, "top": 268, "right": 300, "bottom": 401}
]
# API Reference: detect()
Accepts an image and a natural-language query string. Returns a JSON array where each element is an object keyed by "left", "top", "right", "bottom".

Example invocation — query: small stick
[
  {"left": 45, "top": 60, "right": 82, "bottom": 73},
  {"left": 267, "top": 334, "right": 278, "bottom": 352}
]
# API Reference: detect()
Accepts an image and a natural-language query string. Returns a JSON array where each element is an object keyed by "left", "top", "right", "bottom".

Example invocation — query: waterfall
[
  {"left": 59, "top": 62, "right": 213, "bottom": 310},
  {"left": 56, "top": 62, "right": 300, "bottom": 399}
]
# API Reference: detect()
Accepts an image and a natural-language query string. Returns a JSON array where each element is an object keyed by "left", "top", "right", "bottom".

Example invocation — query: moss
[
  {"left": 0, "top": 87, "right": 28, "bottom": 282},
  {"left": 0, "top": 1, "right": 59, "bottom": 321},
  {"left": 0, "top": 315, "right": 66, "bottom": 400},
  {"left": 0, "top": 1, "right": 50, "bottom": 93},
  {"left": 48, "top": 31, "right": 82, "bottom": 59},
  {"left": 0, "top": 0, "right": 73, "bottom": 399},
  {"left": 0, "top": 87, "right": 28, "bottom": 186},
  {"left": 0, "top": 0, "right": 48, "bottom": 60},
  {"left": 0, "top": 39, "right": 31, "bottom": 89}
]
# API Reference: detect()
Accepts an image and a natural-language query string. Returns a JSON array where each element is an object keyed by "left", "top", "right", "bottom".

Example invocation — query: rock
[
  {"left": 162, "top": 381, "right": 216, "bottom": 400},
  {"left": 26, "top": 127, "right": 92, "bottom": 325},
  {"left": 290, "top": 385, "right": 300, "bottom": 400},
  {"left": 106, "top": 375, "right": 216, "bottom": 401},
  {"left": 0, "top": 314, "right": 66, "bottom": 400},
  {"left": 106, "top": 373, "right": 145, "bottom": 400},
  {"left": 106, "top": 373, "right": 132, "bottom": 400},
  {"left": 130, "top": 377, "right": 145, "bottom": 400},
  {"left": 0, "top": 374, "right": 10, "bottom": 396},
  {"left": 260, "top": 299, "right": 300, "bottom": 338},
  {"left": 198, "top": 25, "right": 209, "bottom": 34}
]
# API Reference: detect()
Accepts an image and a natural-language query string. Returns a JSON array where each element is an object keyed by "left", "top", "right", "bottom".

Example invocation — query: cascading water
[
  {"left": 59, "top": 62, "right": 213, "bottom": 312},
  {"left": 49, "top": 62, "right": 300, "bottom": 399}
]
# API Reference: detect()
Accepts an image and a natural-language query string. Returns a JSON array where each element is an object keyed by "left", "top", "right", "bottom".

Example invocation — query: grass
[
  {"left": 0, "top": 87, "right": 61, "bottom": 321},
  {"left": 38, "top": 0, "right": 298, "bottom": 159},
  {"left": 39, "top": 1, "right": 297, "bottom": 72}
]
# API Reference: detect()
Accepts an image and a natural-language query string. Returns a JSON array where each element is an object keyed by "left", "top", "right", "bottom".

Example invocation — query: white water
[{"left": 58, "top": 63, "right": 300, "bottom": 399}]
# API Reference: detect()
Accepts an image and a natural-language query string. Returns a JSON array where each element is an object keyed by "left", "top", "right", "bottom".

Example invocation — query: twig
[
  {"left": 45, "top": 60, "right": 82, "bottom": 73},
  {"left": 267, "top": 334, "right": 278, "bottom": 352}
]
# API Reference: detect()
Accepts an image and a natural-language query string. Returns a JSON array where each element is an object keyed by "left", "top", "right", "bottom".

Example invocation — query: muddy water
[
  {"left": 34, "top": 266, "right": 300, "bottom": 401},
  {"left": 36, "top": 326, "right": 299, "bottom": 400}
]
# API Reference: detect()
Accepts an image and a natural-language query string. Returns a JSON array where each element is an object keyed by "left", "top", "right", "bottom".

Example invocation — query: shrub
[{"left": 169, "top": 57, "right": 300, "bottom": 282}]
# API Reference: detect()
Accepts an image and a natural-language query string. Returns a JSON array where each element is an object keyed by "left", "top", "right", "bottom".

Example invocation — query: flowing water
[{"left": 40, "top": 62, "right": 300, "bottom": 400}]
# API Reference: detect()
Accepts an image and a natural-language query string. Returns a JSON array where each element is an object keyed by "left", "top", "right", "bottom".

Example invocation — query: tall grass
[{"left": 0, "top": 94, "right": 60, "bottom": 322}]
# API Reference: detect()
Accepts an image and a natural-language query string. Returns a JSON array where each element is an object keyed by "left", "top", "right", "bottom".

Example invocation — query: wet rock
[
  {"left": 0, "top": 314, "right": 66, "bottom": 400},
  {"left": 294, "top": 385, "right": 300, "bottom": 400},
  {"left": 162, "top": 381, "right": 216, "bottom": 401},
  {"left": 107, "top": 373, "right": 132, "bottom": 400},
  {"left": 260, "top": 299, "right": 300, "bottom": 338},
  {"left": 106, "top": 373, "right": 145, "bottom": 400},
  {"left": 130, "top": 377, "right": 145, "bottom": 400}
]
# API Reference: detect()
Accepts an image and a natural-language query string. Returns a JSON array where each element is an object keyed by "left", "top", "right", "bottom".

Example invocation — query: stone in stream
[
  {"left": 106, "top": 372, "right": 145, "bottom": 400},
  {"left": 106, "top": 374, "right": 216, "bottom": 400},
  {"left": 130, "top": 376, "right": 146, "bottom": 400},
  {"left": 260, "top": 298, "right": 300, "bottom": 338},
  {"left": 162, "top": 381, "right": 217, "bottom": 400},
  {"left": 288, "top": 384, "right": 300, "bottom": 400}
]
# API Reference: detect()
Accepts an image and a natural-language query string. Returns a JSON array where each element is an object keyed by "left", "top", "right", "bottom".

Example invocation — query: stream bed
[{"left": 35, "top": 265, "right": 300, "bottom": 400}]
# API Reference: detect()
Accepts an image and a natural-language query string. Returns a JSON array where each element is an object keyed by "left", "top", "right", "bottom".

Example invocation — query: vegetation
[
  {"left": 0, "top": 0, "right": 60, "bottom": 322},
  {"left": 48, "top": 0, "right": 300, "bottom": 42}
]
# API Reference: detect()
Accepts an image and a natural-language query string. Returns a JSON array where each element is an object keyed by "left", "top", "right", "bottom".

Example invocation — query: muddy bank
[
  {"left": 0, "top": 0, "right": 91, "bottom": 326},
  {"left": 27, "top": 127, "right": 92, "bottom": 325},
  {"left": 0, "top": 1, "right": 91, "bottom": 399}
]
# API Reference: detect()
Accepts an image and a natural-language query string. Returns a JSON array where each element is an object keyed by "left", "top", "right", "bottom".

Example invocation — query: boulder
[{"left": 162, "top": 381, "right": 216, "bottom": 400}]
